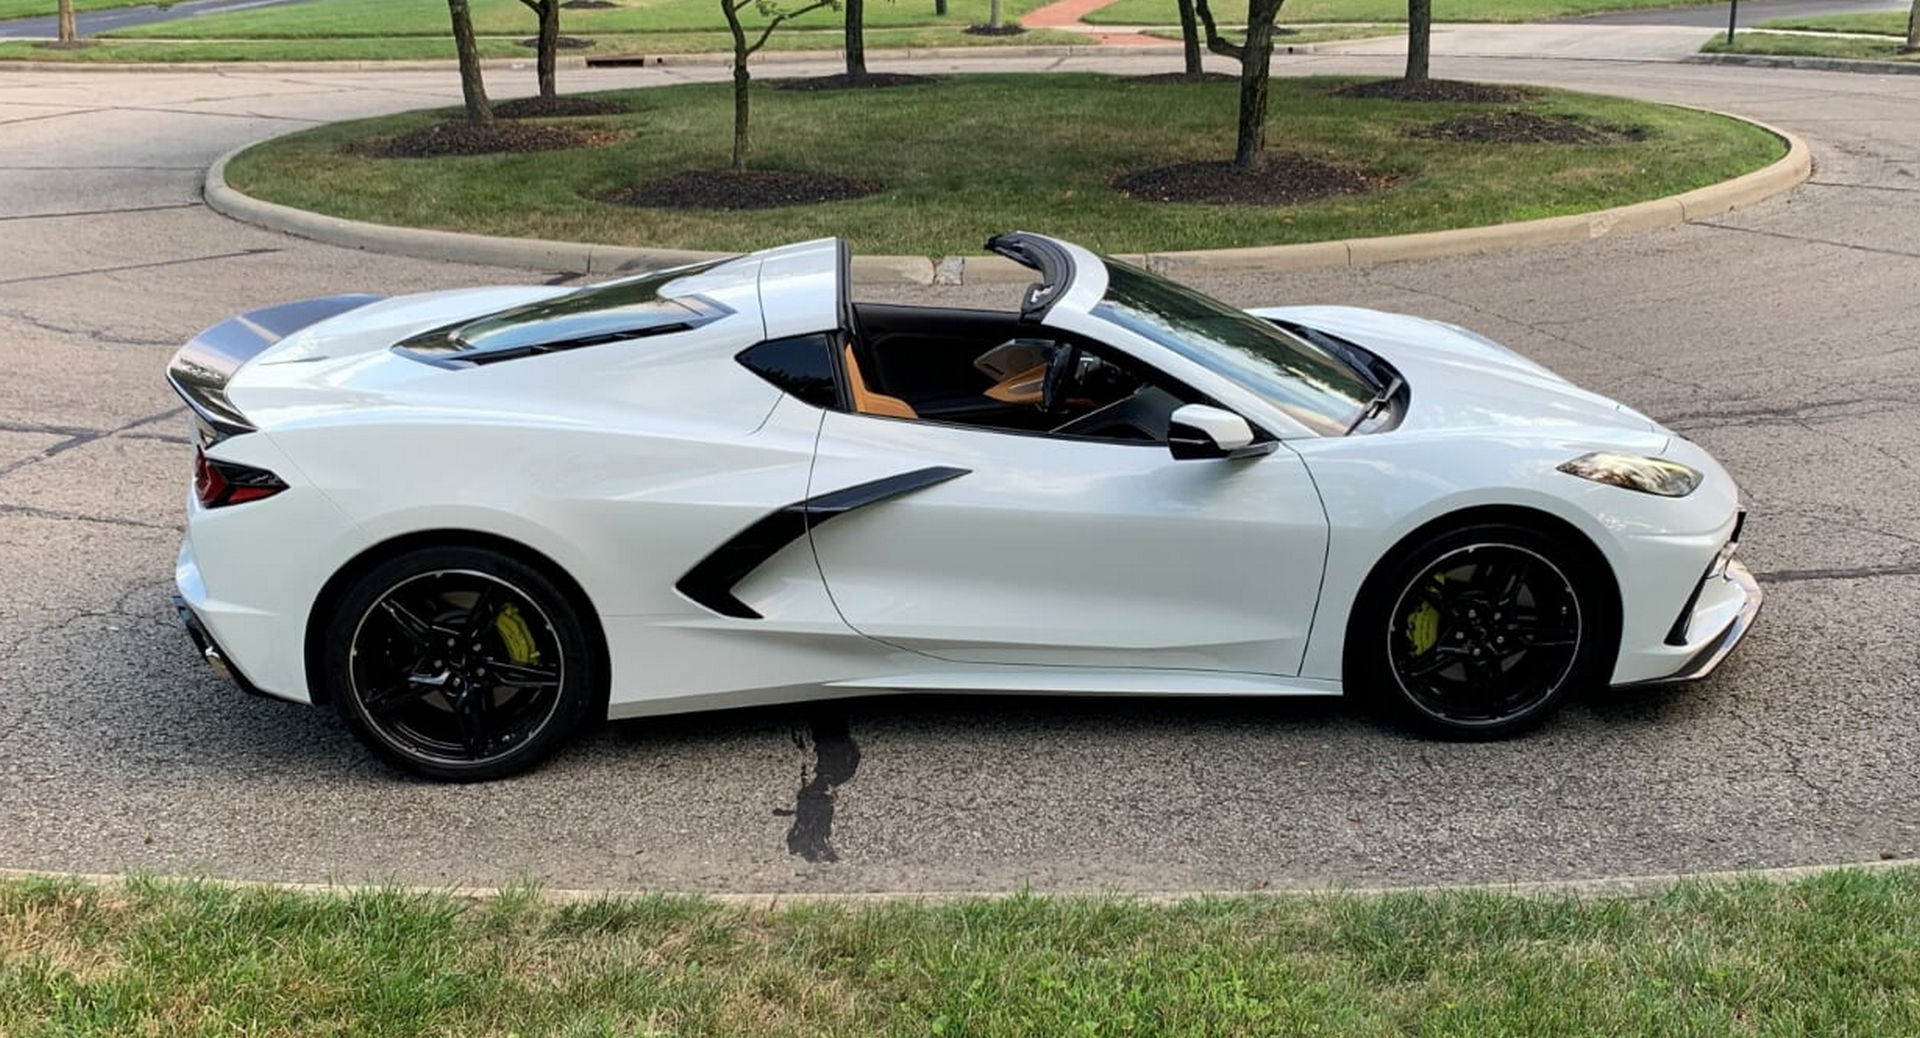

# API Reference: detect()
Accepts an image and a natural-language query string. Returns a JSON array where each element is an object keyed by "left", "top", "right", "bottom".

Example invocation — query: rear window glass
[{"left": 396, "top": 260, "right": 734, "bottom": 365}]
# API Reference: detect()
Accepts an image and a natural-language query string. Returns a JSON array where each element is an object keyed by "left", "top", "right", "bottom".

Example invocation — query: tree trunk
[
  {"left": 1405, "top": 0, "right": 1430, "bottom": 82},
  {"left": 845, "top": 0, "right": 867, "bottom": 80},
  {"left": 1175, "top": 0, "right": 1203, "bottom": 78},
  {"left": 935, "top": 0, "right": 946, "bottom": 15},
  {"left": 57, "top": 0, "right": 76, "bottom": 44},
  {"left": 731, "top": 63, "right": 751, "bottom": 169},
  {"left": 1907, "top": 0, "right": 1919, "bottom": 52},
  {"left": 989, "top": 0, "right": 1003, "bottom": 29},
  {"left": 448, "top": 0, "right": 493, "bottom": 125},
  {"left": 1233, "top": 0, "right": 1280, "bottom": 167},
  {"left": 537, "top": 0, "right": 560, "bottom": 97}
]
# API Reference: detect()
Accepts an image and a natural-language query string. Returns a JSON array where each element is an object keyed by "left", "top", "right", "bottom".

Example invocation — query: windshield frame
[{"left": 1088, "top": 259, "right": 1381, "bottom": 437}]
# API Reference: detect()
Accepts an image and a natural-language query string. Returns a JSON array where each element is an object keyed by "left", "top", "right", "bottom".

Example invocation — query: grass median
[
  {"left": 1701, "top": 31, "right": 1919, "bottom": 63},
  {"left": 101, "top": 0, "right": 1047, "bottom": 39},
  {"left": 6, "top": 868, "right": 1920, "bottom": 1035},
  {"left": 1754, "top": 11, "right": 1909, "bottom": 36},
  {"left": 0, "top": 27, "right": 1086, "bottom": 63},
  {"left": 223, "top": 74, "right": 1785, "bottom": 256},
  {"left": 1080, "top": 0, "right": 1720, "bottom": 26}
]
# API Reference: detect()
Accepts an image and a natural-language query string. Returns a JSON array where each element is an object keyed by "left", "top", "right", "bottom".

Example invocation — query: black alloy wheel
[
  {"left": 1349, "top": 523, "right": 1611, "bottom": 739},
  {"left": 324, "top": 547, "right": 600, "bottom": 781}
]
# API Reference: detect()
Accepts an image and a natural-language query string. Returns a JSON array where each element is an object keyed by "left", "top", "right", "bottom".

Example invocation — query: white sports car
[{"left": 168, "top": 233, "right": 1759, "bottom": 780}]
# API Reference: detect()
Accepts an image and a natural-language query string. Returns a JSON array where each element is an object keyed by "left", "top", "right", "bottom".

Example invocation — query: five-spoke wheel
[
  {"left": 323, "top": 546, "right": 600, "bottom": 780},
  {"left": 1348, "top": 522, "right": 1612, "bottom": 738}
]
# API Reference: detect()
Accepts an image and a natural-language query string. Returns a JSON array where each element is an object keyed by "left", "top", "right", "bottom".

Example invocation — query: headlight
[{"left": 1557, "top": 452, "right": 1701, "bottom": 497}]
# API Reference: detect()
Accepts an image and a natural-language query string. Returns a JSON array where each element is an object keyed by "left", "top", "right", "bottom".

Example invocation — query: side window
[{"left": 737, "top": 333, "right": 841, "bottom": 410}]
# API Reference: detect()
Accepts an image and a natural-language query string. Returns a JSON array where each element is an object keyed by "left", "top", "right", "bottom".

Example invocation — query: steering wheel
[{"left": 1041, "top": 343, "right": 1082, "bottom": 413}]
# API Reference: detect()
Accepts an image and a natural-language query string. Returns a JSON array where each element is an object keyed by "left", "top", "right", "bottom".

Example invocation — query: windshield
[
  {"left": 396, "top": 259, "right": 733, "bottom": 364},
  {"left": 1092, "top": 260, "right": 1376, "bottom": 436}
]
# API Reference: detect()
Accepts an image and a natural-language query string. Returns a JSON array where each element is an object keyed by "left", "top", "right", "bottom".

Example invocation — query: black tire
[
  {"left": 1345, "top": 521, "right": 1614, "bottom": 740},
  {"left": 322, "top": 545, "right": 602, "bottom": 781}
]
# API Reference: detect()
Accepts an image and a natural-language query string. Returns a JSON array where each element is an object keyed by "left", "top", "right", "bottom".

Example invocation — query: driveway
[{"left": 2, "top": 39, "right": 1918, "bottom": 892}]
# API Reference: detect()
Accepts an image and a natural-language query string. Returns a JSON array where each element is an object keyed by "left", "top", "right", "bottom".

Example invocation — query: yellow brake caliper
[
  {"left": 494, "top": 603, "right": 542, "bottom": 666},
  {"left": 1405, "top": 573, "right": 1443, "bottom": 655}
]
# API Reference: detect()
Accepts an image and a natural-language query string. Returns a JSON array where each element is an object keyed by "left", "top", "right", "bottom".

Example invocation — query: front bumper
[{"left": 1619, "top": 559, "right": 1763, "bottom": 686}]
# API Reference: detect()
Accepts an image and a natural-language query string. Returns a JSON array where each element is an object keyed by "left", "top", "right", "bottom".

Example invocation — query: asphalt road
[
  {"left": 2, "top": 38, "right": 1919, "bottom": 894},
  {"left": 0, "top": 0, "right": 323, "bottom": 40}
]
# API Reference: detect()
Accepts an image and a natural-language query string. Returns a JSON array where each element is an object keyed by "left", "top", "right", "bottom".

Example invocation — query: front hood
[{"left": 1256, "top": 305, "right": 1667, "bottom": 449}]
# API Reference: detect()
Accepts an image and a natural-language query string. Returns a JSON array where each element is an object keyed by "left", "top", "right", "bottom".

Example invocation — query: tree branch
[
  {"left": 746, "top": 0, "right": 837, "bottom": 54},
  {"left": 1192, "top": 0, "right": 1242, "bottom": 60}
]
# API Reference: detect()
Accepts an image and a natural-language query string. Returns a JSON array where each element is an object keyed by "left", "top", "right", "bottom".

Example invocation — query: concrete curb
[
  {"left": 203, "top": 101, "right": 1810, "bottom": 284},
  {"left": 3, "top": 856, "right": 1916, "bottom": 907},
  {"left": 1688, "top": 52, "right": 1920, "bottom": 76}
]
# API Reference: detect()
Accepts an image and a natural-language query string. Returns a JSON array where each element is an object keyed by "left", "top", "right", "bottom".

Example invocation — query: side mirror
[{"left": 1168, "top": 403, "right": 1263, "bottom": 460}]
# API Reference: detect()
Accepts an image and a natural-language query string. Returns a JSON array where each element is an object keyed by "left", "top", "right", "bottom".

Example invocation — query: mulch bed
[
  {"left": 1406, "top": 110, "right": 1645, "bottom": 145},
  {"left": 614, "top": 169, "right": 882, "bottom": 210},
  {"left": 517, "top": 34, "right": 596, "bottom": 49},
  {"left": 492, "top": 94, "right": 628, "bottom": 118},
  {"left": 964, "top": 23, "right": 1026, "bottom": 35},
  {"left": 767, "top": 72, "right": 937, "bottom": 90},
  {"left": 560, "top": 0, "right": 619, "bottom": 7},
  {"left": 1111, "top": 153, "right": 1388, "bottom": 206},
  {"left": 1330, "top": 78, "right": 1538, "bottom": 103},
  {"left": 364, "top": 121, "right": 620, "bottom": 159},
  {"left": 1130, "top": 71, "right": 1238, "bottom": 84}
]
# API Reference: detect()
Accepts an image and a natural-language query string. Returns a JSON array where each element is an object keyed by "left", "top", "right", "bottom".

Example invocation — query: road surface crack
[
  {"left": 0, "top": 248, "right": 282, "bottom": 287},
  {"left": 0, "top": 202, "right": 202, "bottom": 225},
  {"left": 1694, "top": 221, "right": 1920, "bottom": 262},
  {"left": 0, "top": 307, "right": 178, "bottom": 346}
]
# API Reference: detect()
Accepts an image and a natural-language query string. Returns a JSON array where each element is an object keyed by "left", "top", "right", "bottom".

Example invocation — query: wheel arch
[
  {"left": 303, "top": 529, "right": 611, "bottom": 707},
  {"left": 1347, "top": 503, "right": 1624, "bottom": 667}
]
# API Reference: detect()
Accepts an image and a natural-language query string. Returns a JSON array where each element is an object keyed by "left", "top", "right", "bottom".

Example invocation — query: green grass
[
  {"left": 1754, "top": 11, "right": 1911, "bottom": 36},
  {"left": 0, "top": 0, "right": 151, "bottom": 20},
  {"left": 1701, "top": 30, "right": 1919, "bottom": 62},
  {"left": 1139, "top": 24, "right": 1399, "bottom": 44},
  {"left": 1081, "top": 0, "right": 1719, "bottom": 26},
  {"left": 224, "top": 73, "right": 1785, "bottom": 256},
  {"left": 104, "top": 0, "right": 1046, "bottom": 39},
  {"left": 6, "top": 869, "right": 1920, "bottom": 1035},
  {"left": 0, "top": 26, "right": 1084, "bottom": 62}
]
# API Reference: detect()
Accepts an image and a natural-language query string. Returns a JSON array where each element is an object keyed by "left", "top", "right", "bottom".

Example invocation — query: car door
[{"left": 804, "top": 407, "right": 1330, "bottom": 676}]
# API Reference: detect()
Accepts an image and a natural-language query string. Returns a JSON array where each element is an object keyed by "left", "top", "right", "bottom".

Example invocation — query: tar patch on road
[{"left": 773, "top": 711, "right": 860, "bottom": 863}]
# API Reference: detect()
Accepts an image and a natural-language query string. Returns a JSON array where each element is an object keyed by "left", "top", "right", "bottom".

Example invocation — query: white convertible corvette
[{"left": 168, "top": 232, "right": 1760, "bottom": 780}]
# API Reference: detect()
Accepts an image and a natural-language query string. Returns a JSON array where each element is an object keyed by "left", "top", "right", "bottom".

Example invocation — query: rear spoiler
[{"left": 167, "top": 294, "right": 383, "bottom": 441}]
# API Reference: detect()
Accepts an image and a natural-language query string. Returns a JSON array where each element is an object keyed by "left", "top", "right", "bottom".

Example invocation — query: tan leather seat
[{"left": 842, "top": 342, "right": 918, "bottom": 420}]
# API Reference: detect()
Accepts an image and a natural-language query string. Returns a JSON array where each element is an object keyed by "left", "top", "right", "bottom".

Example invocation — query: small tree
[
  {"left": 1405, "top": 0, "right": 1431, "bottom": 82},
  {"left": 1195, "top": 0, "right": 1288, "bottom": 167},
  {"left": 987, "top": 0, "right": 1004, "bottom": 29},
  {"left": 518, "top": 0, "right": 562, "bottom": 98},
  {"left": 1907, "top": 0, "right": 1918, "bottom": 53},
  {"left": 1174, "top": 0, "right": 1205, "bottom": 79},
  {"left": 721, "top": 0, "right": 838, "bottom": 170},
  {"left": 448, "top": 0, "right": 494, "bottom": 126},
  {"left": 56, "top": 0, "right": 76, "bottom": 44}
]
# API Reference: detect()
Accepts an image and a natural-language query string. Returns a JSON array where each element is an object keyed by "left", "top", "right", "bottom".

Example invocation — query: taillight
[{"left": 194, "top": 448, "right": 288, "bottom": 508}]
